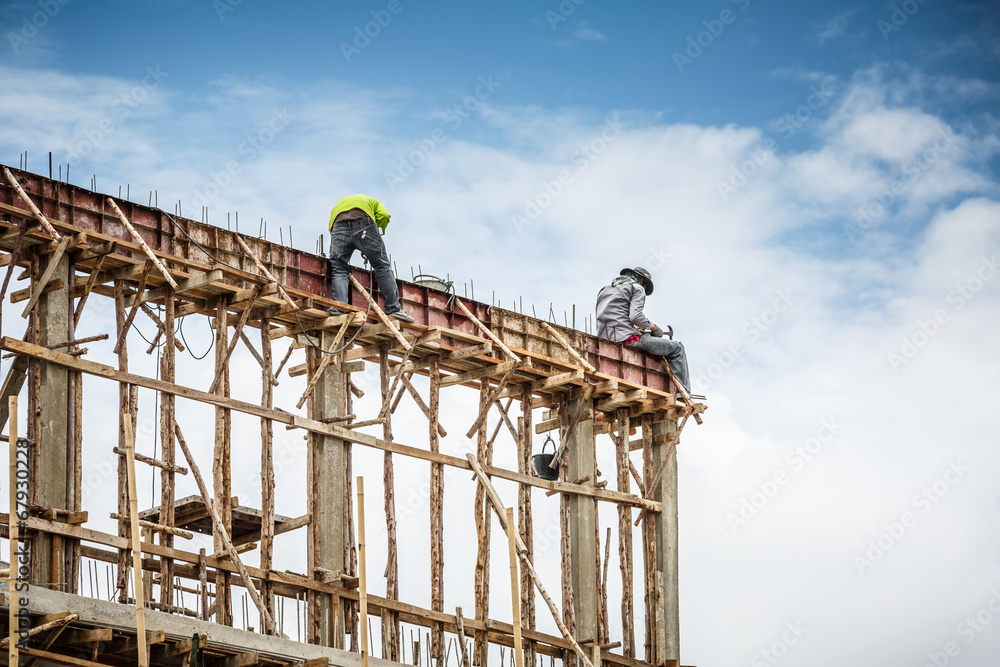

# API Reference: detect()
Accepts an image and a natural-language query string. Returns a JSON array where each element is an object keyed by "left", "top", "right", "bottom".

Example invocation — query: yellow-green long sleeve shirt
[{"left": 328, "top": 194, "right": 391, "bottom": 234}]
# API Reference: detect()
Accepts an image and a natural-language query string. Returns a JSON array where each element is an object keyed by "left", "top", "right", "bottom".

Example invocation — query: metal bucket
[
  {"left": 531, "top": 436, "right": 560, "bottom": 481},
  {"left": 414, "top": 274, "right": 451, "bottom": 293}
]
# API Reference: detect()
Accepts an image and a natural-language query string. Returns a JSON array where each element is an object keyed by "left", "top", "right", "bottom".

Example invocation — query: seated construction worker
[
  {"left": 595, "top": 266, "right": 692, "bottom": 398},
  {"left": 327, "top": 194, "right": 414, "bottom": 322}
]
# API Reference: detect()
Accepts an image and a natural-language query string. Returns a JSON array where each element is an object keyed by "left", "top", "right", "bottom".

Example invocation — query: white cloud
[
  {"left": 2, "top": 62, "right": 999, "bottom": 664},
  {"left": 810, "top": 8, "right": 860, "bottom": 43}
]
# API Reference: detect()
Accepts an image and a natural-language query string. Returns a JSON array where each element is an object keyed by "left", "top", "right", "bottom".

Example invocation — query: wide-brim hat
[{"left": 620, "top": 267, "right": 654, "bottom": 295}]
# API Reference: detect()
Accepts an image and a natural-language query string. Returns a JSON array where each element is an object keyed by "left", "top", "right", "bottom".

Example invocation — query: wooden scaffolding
[{"left": 0, "top": 165, "right": 704, "bottom": 667}]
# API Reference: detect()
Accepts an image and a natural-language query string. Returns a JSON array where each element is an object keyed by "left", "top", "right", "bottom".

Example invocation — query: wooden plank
[
  {"left": 269, "top": 310, "right": 366, "bottom": 340},
  {"left": 127, "top": 269, "right": 224, "bottom": 308},
  {"left": 206, "top": 651, "right": 259, "bottom": 667},
  {"left": 123, "top": 418, "right": 149, "bottom": 667},
  {"left": 440, "top": 358, "right": 530, "bottom": 388},
  {"left": 3, "top": 167, "right": 61, "bottom": 239}
]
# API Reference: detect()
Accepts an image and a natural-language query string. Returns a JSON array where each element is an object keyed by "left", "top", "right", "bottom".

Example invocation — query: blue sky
[{"left": 2, "top": 2, "right": 1000, "bottom": 666}]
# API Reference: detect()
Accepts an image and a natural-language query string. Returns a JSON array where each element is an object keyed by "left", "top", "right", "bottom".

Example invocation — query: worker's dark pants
[
  {"left": 629, "top": 335, "right": 691, "bottom": 393},
  {"left": 328, "top": 217, "right": 401, "bottom": 314}
]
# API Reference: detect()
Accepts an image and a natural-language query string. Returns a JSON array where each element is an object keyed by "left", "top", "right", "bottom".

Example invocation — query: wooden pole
[
  {"left": 380, "top": 345, "right": 400, "bottom": 661},
  {"left": 428, "top": 356, "right": 444, "bottom": 656},
  {"left": 517, "top": 386, "right": 536, "bottom": 667},
  {"left": 455, "top": 607, "right": 471, "bottom": 667},
  {"left": 114, "top": 280, "right": 132, "bottom": 603},
  {"left": 357, "top": 476, "right": 369, "bottom": 667},
  {"left": 506, "top": 507, "right": 525, "bottom": 667},
  {"left": 123, "top": 418, "right": 149, "bottom": 667},
  {"left": 465, "top": 453, "right": 595, "bottom": 667},
  {"left": 473, "top": 381, "right": 492, "bottom": 665},
  {"left": 540, "top": 321, "right": 596, "bottom": 373},
  {"left": 106, "top": 197, "right": 178, "bottom": 290},
  {"left": 8, "top": 395, "right": 19, "bottom": 664},
  {"left": 159, "top": 288, "right": 176, "bottom": 610},
  {"left": 615, "top": 411, "right": 634, "bottom": 658},
  {"left": 348, "top": 273, "right": 410, "bottom": 351},
  {"left": 174, "top": 424, "right": 275, "bottom": 633},
  {"left": 260, "top": 317, "right": 275, "bottom": 629},
  {"left": 454, "top": 298, "right": 519, "bottom": 361},
  {"left": 213, "top": 294, "right": 232, "bottom": 626}
]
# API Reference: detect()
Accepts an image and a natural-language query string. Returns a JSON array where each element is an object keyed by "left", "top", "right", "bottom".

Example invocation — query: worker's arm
[
  {"left": 628, "top": 284, "right": 655, "bottom": 331},
  {"left": 372, "top": 198, "right": 391, "bottom": 235}
]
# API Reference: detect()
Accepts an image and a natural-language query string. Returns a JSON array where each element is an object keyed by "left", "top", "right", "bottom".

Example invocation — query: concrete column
[
  {"left": 313, "top": 329, "right": 346, "bottom": 647},
  {"left": 651, "top": 419, "right": 680, "bottom": 662},
  {"left": 35, "top": 248, "right": 71, "bottom": 588},
  {"left": 567, "top": 396, "right": 598, "bottom": 645}
]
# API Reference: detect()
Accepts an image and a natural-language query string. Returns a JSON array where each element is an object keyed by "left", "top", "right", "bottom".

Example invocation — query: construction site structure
[{"left": 0, "top": 164, "right": 705, "bottom": 667}]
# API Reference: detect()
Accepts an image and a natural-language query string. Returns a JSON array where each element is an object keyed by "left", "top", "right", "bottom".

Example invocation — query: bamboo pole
[
  {"left": 357, "top": 476, "right": 369, "bottom": 667},
  {"left": 107, "top": 197, "right": 177, "bottom": 290},
  {"left": 174, "top": 424, "right": 275, "bottom": 633},
  {"left": 506, "top": 507, "right": 525, "bottom": 667},
  {"left": 123, "top": 418, "right": 149, "bottom": 667},
  {"left": 3, "top": 167, "right": 61, "bottom": 239},
  {"left": 8, "top": 395, "right": 18, "bottom": 664}
]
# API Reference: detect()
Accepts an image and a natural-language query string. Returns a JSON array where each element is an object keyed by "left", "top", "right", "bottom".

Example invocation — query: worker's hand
[{"left": 650, "top": 324, "right": 664, "bottom": 338}]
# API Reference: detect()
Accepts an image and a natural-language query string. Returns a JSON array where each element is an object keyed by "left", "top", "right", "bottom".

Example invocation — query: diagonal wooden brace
[
  {"left": 4, "top": 166, "right": 61, "bottom": 240},
  {"left": 454, "top": 298, "right": 519, "bottom": 362},
  {"left": 235, "top": 234, "right": 297, "bottom": 311},
  {"left": 107, "top": 197, "right": 178, "bottom": 290},
  {"left": 348, "top": 273, "right": 410, "bottom": 351},
  {"left": 20, "top": 236, "right": 70, "bottom": 318}
]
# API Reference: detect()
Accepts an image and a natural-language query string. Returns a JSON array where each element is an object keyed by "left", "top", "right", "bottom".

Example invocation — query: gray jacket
[{"left": 595, "top": 277, "right": 653, "bottom": 342}]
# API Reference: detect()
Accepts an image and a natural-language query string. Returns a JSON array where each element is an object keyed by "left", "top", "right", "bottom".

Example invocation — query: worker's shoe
[
  {"left": 388, "top": 308, "right": 415, "bottom": 323},
  {"left": 326, "top": 307, "right": 347, "bottom": 316}
]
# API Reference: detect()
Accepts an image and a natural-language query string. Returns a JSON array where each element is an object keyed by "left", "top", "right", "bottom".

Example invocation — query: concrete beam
[
  {"left": 313, "top": 328, "right": 346, "bottom": 647},
  {"left": 35, "top": 245, "right": 72, "bottom": 588},
  {"left": 567, "top": 396, "right": 598, "bottom": 646}
]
